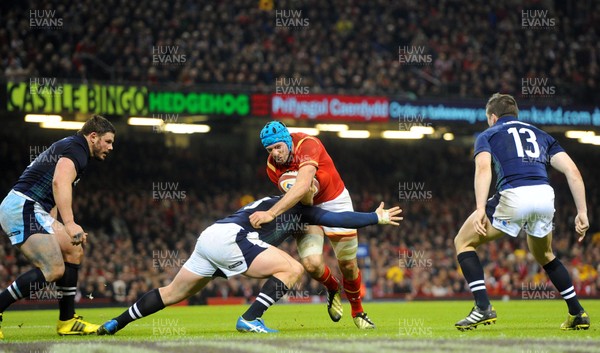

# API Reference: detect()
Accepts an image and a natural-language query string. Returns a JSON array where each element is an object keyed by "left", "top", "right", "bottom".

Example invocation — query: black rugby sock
[
  {"left": 242, "top": 276, "right": 289, "bottom": 321},
  {"left": 115, "top": 288, "right": 166, "bottom": 328},
  {"left": 543, "top": 258, "right": 584, "bottom": 315},
  {"left": 0, "top": 268, "right": 47, "bottom": 312},
  {"left": 56, "top": 262, "right": 79, "bottom": 321},
  {"left": 458, "top": 251, "right": 491, "bottom": 310}
]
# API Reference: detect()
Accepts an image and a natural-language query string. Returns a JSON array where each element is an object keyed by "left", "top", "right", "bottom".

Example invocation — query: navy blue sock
[
  {"left": 56, "top": 262, "right": 79, "bottom": 321},
  {"left": 543, "top": 258, "right": 584, "bottom": 315},
  {"left": 242, "top": 276, "right": 289, "bottom": 321},
  {"left": 0, "top": 268, "right": 47, "bottom": 312},
  {"left": 458, "top": 251, "right": 490, "bottom": 310},
  {"left": 115, "top": 288, "right": 165, "bottom": 329}
]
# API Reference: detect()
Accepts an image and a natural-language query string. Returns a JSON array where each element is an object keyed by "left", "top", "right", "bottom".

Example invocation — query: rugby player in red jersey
[{"left": 249, "top": 121, "right": 375, "bottom": 329}]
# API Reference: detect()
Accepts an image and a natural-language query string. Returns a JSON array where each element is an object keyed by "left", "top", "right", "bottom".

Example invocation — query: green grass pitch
[{"left": 1, "top": 300, "right": 599, "bottom": 352}]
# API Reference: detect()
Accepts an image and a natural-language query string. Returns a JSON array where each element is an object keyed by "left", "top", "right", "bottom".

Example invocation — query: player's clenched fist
[{"left": 249, "top": 210, "right": 276, "bottom": 229}]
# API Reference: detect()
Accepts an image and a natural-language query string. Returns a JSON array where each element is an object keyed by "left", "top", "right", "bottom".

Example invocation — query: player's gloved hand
[{"left": 375, "top": 202, "right": 403, "bottom": 226}]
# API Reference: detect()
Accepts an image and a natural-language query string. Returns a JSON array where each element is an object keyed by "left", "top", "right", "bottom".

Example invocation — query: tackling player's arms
[{"left": 301, "top": 202, "right": 402, "bottom": 228}]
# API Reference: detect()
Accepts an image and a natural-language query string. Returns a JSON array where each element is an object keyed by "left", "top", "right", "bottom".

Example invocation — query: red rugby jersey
[{"left": 266, "top": 133, "right": 345, "bottom": 205}]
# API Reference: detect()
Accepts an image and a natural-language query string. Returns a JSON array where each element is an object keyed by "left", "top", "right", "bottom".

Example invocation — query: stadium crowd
[
  {"left": 1, "top": 0, "right": 599, "bottom": 104},
  {"left": 0, "top": 128, "right": 598, "bottom": 307}
]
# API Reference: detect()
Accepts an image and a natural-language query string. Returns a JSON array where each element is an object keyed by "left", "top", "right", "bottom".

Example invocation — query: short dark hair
[
  {"left": 485, "top": 93, "right": 519, "bottom": 118},
  {"left": 77, "top": 115, "right": 116, "bottom": 136}
]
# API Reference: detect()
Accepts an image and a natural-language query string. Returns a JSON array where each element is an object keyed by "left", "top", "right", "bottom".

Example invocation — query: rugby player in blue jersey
[
  {"left": 454, "top": 93, "right": 590, "bottom": 331},
  {"left": 0, "top": 115, "right": 115, "bottom": 338},
  {"left": 97, "top": 190, "right": 401, "bottom": 334}
]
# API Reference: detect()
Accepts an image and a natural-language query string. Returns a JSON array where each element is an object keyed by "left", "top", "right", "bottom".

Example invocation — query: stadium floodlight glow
[
  {"left": 565, "top": 130, "right": 595, "bottom": 139},
  {"left": 315, "top": 124, "right": 349, "bottom": 132},
  {"left": 409, "top": 126, "right": 434, "bottom": 135},
  {"left": 443, "top": 133, "right": 455, "bottom": 141},
  {"left": 578, "top": 135, "right": 600, "bottom": 145},
  {"left": 287, "top": 127, "right": 320, "bottom": 136},
  {"left": 381, "top": 130, "right": 424, "bottom": 139},
  {"left": 338, "top": 130, "right": 370, "bottom": 139},
  {"left": 40, "top": 121, "right": 85, "bottom": 130},
  {"left": 128, "top": 117, "right": 164, "bottom": 126},
  {"left": 24, "top": 114, "right": 63, "bottom": 123},
  {"left": 164, "top": 123, "right": 210, "bottom": 134}
]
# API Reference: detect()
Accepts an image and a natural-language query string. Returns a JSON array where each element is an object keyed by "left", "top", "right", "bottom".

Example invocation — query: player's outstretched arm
[
  {"left": 302, "top": 202, "right": 403, "bottom": 229},
  {"left": 550, "top": 152, "right": 589, "bottom": 241}
]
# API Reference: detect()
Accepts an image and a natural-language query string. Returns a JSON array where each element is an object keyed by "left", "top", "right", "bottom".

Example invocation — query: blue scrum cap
[{"left": 260, "top": 121, "right": 292, "bottom": 151}]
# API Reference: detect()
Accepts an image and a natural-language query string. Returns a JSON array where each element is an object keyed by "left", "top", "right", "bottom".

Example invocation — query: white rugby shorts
[
  {"left": 183, "top": 223, "right": 270, "bottom": 278},
  {"left": 486, "top": 184, "right": 555, "bottom": 238}
]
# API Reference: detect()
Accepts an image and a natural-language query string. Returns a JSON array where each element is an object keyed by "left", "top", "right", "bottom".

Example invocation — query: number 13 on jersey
[{"left": 507, "top": 127, "right": 540, "bottom": 158}]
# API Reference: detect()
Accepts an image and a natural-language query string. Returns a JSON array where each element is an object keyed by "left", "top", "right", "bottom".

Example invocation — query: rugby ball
[{"left": 278, "top": 171, "right": 320, "bottom": 195}]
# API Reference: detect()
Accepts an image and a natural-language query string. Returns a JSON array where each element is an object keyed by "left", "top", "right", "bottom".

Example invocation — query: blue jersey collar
[{"left": 497, "top": 116, "right": 518, "bottom": 124}]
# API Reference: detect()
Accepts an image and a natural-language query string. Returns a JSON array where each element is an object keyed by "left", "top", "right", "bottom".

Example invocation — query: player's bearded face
[
  {"left": 91, "top": 132, "right": 115, "bottom": 161},
  {"left": 267, "top": 142, "right": 290, "bottom": 164}
]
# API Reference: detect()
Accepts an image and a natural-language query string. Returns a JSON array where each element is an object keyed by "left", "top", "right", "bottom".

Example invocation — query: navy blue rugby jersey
[
  {"left": 13, "top": 134, "right": 90, "bottom": 212},
  {"left": 474, "top": 116, "right": 564, "bottom": 191},
  {"left": 216, "top": 196, "right": 378, "bottom": 246}
]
